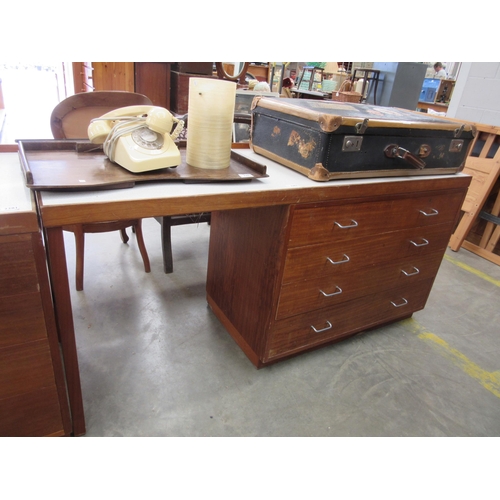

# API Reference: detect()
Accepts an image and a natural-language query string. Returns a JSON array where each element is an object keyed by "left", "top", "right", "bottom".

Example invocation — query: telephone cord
[
  {"left": 91, "top": 115, "right": 185, "bottom": 162},
  {"left": 102, "top": 118, "right": 145, "bottom": 162}
]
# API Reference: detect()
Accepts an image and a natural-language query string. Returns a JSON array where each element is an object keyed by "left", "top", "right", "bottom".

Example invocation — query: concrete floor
[{"left": 62, "top": 216, "right": 500, "bottom": 437}]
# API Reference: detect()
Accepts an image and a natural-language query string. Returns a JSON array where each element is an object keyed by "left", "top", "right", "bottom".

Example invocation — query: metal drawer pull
[
  {"left": 311, "top": 321, "right": 333, "bottom": 333},
  {"left": 391, "top": 298, "right": 408, "bottom": 308},
  {"left": 410, "top": 238, "right": 429, "bottom": 247},
  {"left": 320, "top": 286, "right": 343, "bottom": 297},
  {"left": 327, "top": 254, "right": 350, "bottom": 265},
  {"left": 419, "top": 208, "right": 439, "bottom": 216},
  {"left": 334, "top": 220, "right": 358, "bottom": 229},
  {"left": 402, "top": 266, "right": 420, "bottom": 276}
]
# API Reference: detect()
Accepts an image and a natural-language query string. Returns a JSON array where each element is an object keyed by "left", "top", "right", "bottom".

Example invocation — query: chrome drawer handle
[
  {"left": 419, "top": 208, "right": 439, "bottom": 216},
  {"left": 410, "top": 238, "right": 429, "bottom": 247},
  {"left": 311, "top": 320, "right": 333, "bottom": 333},
  {"left": 334, "top": 220, "right": 358, "bottom": 229},
  {"left": 401, "top": 266, "right": 420, "bottom": 277},
  {"left": 320, "top": 286, "right": 343, "bottom": 297},
  {"left": 391, "top": 298, "right": 409, "bottom": 308},
  {"left": 327, "top": 254, "right": 350, "bottom": 265}
]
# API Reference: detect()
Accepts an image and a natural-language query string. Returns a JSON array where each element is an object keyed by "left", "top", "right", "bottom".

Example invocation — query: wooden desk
[{"left": 25, "top": 149, "right": 470, "bottom": 435}]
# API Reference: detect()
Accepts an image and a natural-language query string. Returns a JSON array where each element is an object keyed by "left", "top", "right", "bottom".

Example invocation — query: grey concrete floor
[{"left": 64, "top": 217, "right": 500, "bottom": 437}]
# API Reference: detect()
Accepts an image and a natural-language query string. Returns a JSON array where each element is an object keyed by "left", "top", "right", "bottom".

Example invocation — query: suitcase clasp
[
  {"left": 454, "top": 124, "right": 465, "bottom": 138},
  {"left": 342, "top": 136, "right": 363, "bottom": 152},
  {"left": 355, "top": 118, "right": 369, "bottom": 134}
]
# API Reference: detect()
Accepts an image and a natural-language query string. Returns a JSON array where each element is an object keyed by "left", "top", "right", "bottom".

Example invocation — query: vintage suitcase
[{"left": 250, "top": 97, "right": 476, "bottom": 181}]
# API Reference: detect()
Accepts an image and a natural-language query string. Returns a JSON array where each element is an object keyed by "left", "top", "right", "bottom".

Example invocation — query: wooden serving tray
[{"left": 17, "top": 140, "right": 268, "bottom": 191}]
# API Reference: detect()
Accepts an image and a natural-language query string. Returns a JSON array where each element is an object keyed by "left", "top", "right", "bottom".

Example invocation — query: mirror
[{"left": 215, "top": 62, "right": 250, "bottom": 85}]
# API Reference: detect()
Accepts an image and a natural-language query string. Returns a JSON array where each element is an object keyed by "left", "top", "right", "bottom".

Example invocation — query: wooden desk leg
[{"left": 45, "top": 226, "right": 86, "bottom": 436}]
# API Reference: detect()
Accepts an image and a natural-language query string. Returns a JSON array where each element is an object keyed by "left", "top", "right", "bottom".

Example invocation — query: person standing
[{"left": 434, "top": 62, "right": 447, "bottom": 78}]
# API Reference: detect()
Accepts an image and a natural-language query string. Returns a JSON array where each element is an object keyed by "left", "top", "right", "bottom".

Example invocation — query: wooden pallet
[{"left": 449, "top": 122, "right": 500, "bottom": 265}]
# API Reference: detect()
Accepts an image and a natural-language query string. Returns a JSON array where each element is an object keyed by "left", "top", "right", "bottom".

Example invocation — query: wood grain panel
[
  {"left": 0, "top": 340, "right": 56, "bottom": 400},
  {"left": 0, "top": 292, "right": 47, "bottom": 348},
  {"left": 282, "top": 221, "right": 455, "bottom": 283},
  {"left": 207, "top": 206, "right": 290, "bottom": 357},
  {"left": 0, "top": 386, "right": 65, "bottom": 437},
  {"left": 288, "top": 190, "right": 467, "bottom": 247},
  {"left": 134, "top": 62, "right": 171, "bottom": 109},
  {"left": 92, "top": 62, "right": 135, "bottom": 92},
  {"left": 277, "top": 252, "right": 443, "bottom": 319},
  {"left": 268, "top": 278, "right": 434, "bottom": 360},
  {"left": 0, "top": 234, "right": 39, "bottom": 296}
]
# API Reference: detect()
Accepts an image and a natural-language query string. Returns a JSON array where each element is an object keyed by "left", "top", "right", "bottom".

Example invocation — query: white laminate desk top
[
  {"left": 0, "top": 152, "right": 33, "bottom": 215},
  {"left": 33, "top": 149, "right": 464, "bottom": 208}
]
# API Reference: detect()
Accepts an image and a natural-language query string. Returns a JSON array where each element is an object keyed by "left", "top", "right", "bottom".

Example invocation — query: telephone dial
[{"left": 88, "top": 105, "right": 185, "bottom": 173}]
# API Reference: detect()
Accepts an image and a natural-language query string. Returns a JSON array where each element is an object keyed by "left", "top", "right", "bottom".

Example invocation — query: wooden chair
[{"left": 50, "top": 91, "right": 152, "bottom": 291}]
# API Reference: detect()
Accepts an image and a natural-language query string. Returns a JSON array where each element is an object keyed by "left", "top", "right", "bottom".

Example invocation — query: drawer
[
  {"left": 282, "top": 221, "right": 454, "bottom": 284},
  {"left": 288, "top": 191, "right": 466, "bottom": 247},
  {"left": 277, "top": 252, "right": 443, "bottom": 319},
  {"left": 267, "top": 278, "right": 434, "bottom": 360}
]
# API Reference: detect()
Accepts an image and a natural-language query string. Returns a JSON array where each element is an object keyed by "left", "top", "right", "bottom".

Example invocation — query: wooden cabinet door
[
  {"left": 134, "top": 62, "right": 171, "bottom": 109},
  {"left": 91, "top": 62, "right": 135, "bottom": 92}
]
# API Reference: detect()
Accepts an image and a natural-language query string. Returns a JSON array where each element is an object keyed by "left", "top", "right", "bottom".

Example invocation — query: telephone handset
[{"left": 88, "top": 105, "right": 185, "bottom": 173}]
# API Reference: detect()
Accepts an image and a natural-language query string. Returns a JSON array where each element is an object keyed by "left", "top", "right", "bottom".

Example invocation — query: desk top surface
[
  {"left": 34, "top": 149, "right": 461, "bottom": 203},
  {"left": 1, "top": 149, "right": 471, "bottom": 227},
  {"left": 0, "top": 153, "right": 33, "bottom": 215}
]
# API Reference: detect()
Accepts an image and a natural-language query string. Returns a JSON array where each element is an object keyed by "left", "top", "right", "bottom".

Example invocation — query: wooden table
[
  {"left": 417, "top": 101, "right": 449, "bottom": 113},
  {"left": 24, "top": 149, "right": 470, "bottom": 435}
]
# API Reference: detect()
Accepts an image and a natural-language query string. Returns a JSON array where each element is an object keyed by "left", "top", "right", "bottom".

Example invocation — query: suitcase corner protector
[
  {"left": 308, "top": 163, "right": 330, "bottom": 181},
  {"left": 319, "top": 114, "right": 342, "bottom": 133}
]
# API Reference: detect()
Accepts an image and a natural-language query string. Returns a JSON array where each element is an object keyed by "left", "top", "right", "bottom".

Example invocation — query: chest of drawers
[
  {"left": 206, "top": 175, "right": 470, "bottom": 368},
  {"left": 0, "top": 153, "right": 70, "bottom": 436}
]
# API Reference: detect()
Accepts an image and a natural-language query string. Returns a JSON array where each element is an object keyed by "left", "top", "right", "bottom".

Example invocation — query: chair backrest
[{"left": 50, "top": 91, "right": 153, "bottom": 139}]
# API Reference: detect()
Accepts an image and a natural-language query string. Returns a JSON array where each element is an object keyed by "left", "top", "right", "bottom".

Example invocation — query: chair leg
[
  {"left": 73, "top": 225, "right": 85, "bottom": 291},
  {"left": 133, "top": 220, "right": 151, "bottom": 273},
  {"left": 160, "top": 216, "right": 174, "bottom": 274},
  {"left": 120, "top": 228, "right": 129, "bottom": 243}
]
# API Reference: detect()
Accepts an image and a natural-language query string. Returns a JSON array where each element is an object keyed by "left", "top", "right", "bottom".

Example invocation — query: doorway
[{"left": 0, "top": 62, "right": 73, "bottom": 144}]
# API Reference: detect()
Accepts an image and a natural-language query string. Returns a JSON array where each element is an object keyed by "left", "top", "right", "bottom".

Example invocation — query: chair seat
[{"left": 75, "top": 220, "right": 144, "bottom": 233}]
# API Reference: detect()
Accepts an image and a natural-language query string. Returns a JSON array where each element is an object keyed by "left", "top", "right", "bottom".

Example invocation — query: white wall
[{"left": 447, "top": 62, "right": 500, "bottom": 126}]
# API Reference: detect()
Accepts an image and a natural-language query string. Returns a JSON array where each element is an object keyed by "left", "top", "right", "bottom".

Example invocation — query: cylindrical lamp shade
[{"left": 186, "top": 78, "right": 237, "bottom": 169}]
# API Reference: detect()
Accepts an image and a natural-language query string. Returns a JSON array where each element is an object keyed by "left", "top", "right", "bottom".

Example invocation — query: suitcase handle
[{"left": 384, "top": 144, "right": 426, "bottom": 169}]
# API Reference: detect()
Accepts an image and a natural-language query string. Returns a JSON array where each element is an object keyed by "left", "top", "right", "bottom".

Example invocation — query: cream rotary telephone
[{"left": 88, "top": 105, "right": 185, "bottom": 173}]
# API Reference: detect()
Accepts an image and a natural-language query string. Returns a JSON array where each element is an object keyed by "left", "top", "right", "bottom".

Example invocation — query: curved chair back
[
  {"left": 50, "top": 91, "right": 153, "bottom": 139},
  {"left": 49, "top": 91, "right": 153, "bottom": 291}
]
